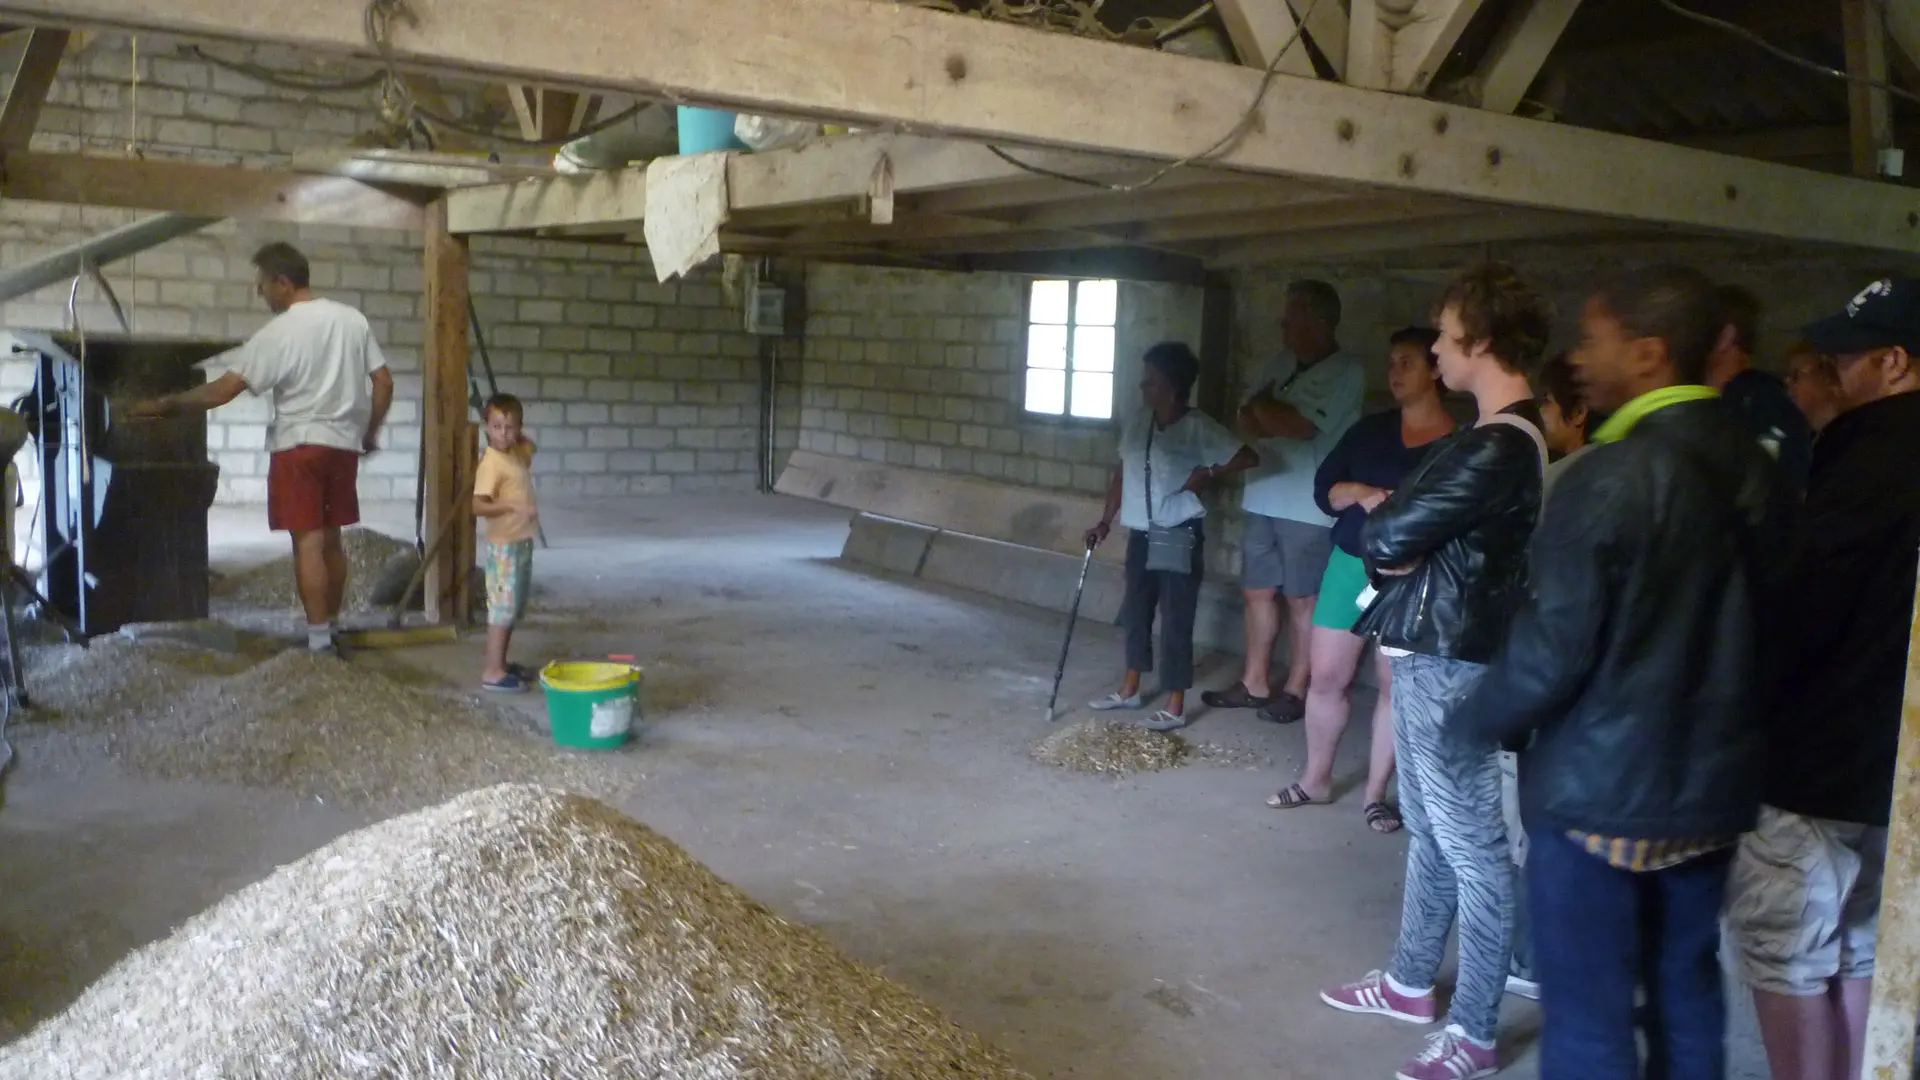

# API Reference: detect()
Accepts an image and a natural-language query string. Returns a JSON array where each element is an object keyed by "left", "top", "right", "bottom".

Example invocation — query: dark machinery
[{"left": 8, "top": 331, "right": 224, "bottom": 640}]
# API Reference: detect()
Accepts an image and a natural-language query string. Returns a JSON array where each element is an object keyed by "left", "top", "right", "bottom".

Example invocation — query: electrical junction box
[{"left": 745, "top": 282, "right": 786, "bottom": 336}]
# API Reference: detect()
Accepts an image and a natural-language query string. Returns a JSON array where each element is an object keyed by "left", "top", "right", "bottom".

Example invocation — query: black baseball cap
[{"left": 1802, "top": 278, "right": 1920, "bottom": 355}]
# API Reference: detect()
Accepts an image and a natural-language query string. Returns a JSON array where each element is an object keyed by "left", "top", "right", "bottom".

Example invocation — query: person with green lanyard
[{"left": 1448, "top": 265, "right": 1794, "bottom": 1079}]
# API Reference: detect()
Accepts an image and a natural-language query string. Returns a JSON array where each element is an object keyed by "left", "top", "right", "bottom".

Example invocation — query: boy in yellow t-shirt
[{"left": 472, "top": 393, "right": 538, "bottom": 691}]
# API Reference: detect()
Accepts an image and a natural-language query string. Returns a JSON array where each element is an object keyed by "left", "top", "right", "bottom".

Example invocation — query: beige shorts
[{"left": 1726, "top": 805, "right": 1887, "bottom": 996}]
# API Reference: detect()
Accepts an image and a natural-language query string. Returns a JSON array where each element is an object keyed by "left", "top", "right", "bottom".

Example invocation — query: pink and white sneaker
[
  {"left": 1318, "top": 970, "right": 1438, "bottom": 1024},
  {"left": 1394, "top": 1024, "right": 1498, "bottom": 1080}
]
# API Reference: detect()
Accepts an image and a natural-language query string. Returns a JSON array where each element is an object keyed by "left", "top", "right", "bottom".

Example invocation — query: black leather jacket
[
  {"left": 1453, "top": 399, "right": 1792, "bottom": 840},
  {"left": 1351, "top": 405, "right": 1543, "bottom": 663}
]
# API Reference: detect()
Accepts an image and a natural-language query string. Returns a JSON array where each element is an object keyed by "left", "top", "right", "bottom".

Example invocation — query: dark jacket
[
  {"left": 1352, "top": 402, "right": 1544, "bottom": 663},
  {"left": 1722, "top": 368, "right": 1813, "bottom": 497},
  {"left": 1766, "top": 390, "right": 1920, "bottom": 826},
  {"left": 1314, "top": 409, "right": 1442, "bottom": 558},
  {"left": 1453, "top": 399, "right": 1792, "bottom": 840}
]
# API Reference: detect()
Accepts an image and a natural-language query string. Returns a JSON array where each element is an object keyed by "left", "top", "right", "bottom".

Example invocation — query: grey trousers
[
  {"left": 1121, "top": 525, "right": 1204, "bottom": 692},
  {"left": 1387, "top": 652, "right": 1516, "bottom": 1045}
]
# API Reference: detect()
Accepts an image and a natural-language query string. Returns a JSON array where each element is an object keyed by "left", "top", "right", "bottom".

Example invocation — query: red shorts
[{"left": 266, "top": 445, "right": 361, "bottom": 533}]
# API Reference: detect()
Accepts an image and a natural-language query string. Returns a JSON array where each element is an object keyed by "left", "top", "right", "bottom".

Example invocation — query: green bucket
[{"left": 539, "top": 661, "right": 642, "bottom": 750}]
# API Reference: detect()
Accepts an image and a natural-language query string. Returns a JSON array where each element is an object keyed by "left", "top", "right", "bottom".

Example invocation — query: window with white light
[{"left": 1023, "top": 278, "right": 1117, "bottom": 420}]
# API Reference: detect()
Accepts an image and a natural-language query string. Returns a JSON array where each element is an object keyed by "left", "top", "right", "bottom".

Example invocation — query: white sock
[
  {"left": 1385, "top": 972, "right": 1431, "bottom": 998},
  {"left": 1456, "top": 1027, "right": 1495, "bottom": 1050},
  {"left": 307, "top": 625, "right": 333, "bottom": 651}
]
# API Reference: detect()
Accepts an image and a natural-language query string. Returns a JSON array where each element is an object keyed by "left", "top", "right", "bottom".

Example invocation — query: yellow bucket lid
[{"left": 541, "top": 661, "right": 641, "bottom": 693}]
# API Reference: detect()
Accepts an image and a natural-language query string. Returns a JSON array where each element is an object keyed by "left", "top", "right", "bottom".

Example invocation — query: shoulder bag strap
[
  {"left": 1143, "top": 419, "right": 1155, "bottom": 524},
  {"left": 1478, "top": 412, "right": 1550, "bottom": 531}
]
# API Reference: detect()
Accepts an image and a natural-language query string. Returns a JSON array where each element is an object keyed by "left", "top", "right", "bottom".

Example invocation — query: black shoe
[
  {"left": 1256, "top": 692, "right": 1306, "bottom": 724},
  {"left": 1200, "top": 682, "right": 1271, "bottom": 710}
]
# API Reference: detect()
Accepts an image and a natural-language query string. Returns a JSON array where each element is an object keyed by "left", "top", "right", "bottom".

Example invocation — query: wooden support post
[
  {"left": 1862, "top": 553, "right": 1920, "bottom": 1080},
  {"left": 422, "top": 199, "right": 474, "bottom": 626},
  {"left": 1843, "top": 0, "right": 1895, "bottom": 179},
  {"left": 0, "top": 26, "right": 67, "bottom": 150}
]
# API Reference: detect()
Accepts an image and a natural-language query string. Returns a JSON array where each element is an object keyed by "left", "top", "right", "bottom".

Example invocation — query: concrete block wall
[
  {"left": 8, "top": 36, "right": 780, "bottom": 509},
  {"left": 798, "top": 264, "right": 1204, "bottom": 497},
  {"left": 0, "top": 206, "right": 764, "bottom": 504},
  {"left": 31, "top": 34, "right": 442, "bottom": 167}
]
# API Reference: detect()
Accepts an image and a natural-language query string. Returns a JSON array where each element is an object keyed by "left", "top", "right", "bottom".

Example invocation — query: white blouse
[{"left": 1116, "top": 407, "right": 1246, "bottom": 531}]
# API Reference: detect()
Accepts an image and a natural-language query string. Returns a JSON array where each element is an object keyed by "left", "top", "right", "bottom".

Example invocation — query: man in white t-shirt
[
  {"left": 1202, "top": 280, "right": 1363, "bottom": 723},
  {"left": 133, "top": 243, "right": 395, "bottom": 654}
]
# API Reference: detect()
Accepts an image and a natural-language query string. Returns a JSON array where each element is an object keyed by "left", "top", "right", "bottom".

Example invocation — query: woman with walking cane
[{"left": 1084, "top": 342, "right": 1257, "bottom": 731}]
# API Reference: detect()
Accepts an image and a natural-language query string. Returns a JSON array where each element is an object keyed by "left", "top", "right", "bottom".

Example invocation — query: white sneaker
[
  {"left": 1087, "top": 692, "right": 1143, "bottom": 711},
  {"left": 1505, "top": 975, "right": 1540, "bottom": 1001}
]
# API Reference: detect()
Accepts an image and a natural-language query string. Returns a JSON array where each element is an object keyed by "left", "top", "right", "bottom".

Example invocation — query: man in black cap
[{"left": 1727, "top": 277, "right": 1920, "bottom": 1080}]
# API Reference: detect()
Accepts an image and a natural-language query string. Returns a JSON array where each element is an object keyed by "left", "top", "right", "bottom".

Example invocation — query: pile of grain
[
  {"left": 1032, "top": 719, "right": 1191, "bottom": 775},
  {"left": 212, "top": 527, "right": 416, "bottom": 613},
  {"left": 0, "top": 785, "right": 1031, "bottom": 1080},
  {"left": 17, "top": 641, "right": 636, "bottom": 814}
]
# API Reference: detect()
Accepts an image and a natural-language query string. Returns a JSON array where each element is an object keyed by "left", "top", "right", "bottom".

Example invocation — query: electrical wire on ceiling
[
  {"left": 187, "top": 46, "right": 387, "bottom": 92},
  {"left": 982, "top": 0, "right": 1327, "bottom": 192},
  {"left": 1652, "top": 0, "right": 1920, "bottom": 108}
]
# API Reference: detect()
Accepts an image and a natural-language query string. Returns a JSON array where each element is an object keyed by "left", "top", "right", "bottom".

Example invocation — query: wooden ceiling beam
[
  {"left": 1117, "top": 193, "right": 1473, "bottom": 244},
  {"left": 0, "top": 150, "right": 428, "bottom": 227},
  {"left": 508, "top": 84, "right": 588, "bottom": 142},
  {"left": 783, "top": 211, "right": 1026, "bottom": 246},
  {"left": 20, "top": 0, "right": 1920, "bottom": 254},
  {"left": 1202, "top": 208, "right": 1617, "bottom": 266},
  {"left": 1389, "top": 0, "right": 1487, "bottom": 94},
  {"left": 906, "top": 168, "right": 1230, "bottom": 216},
  {"left": 1297, "top": 0, "right": 1349, "bottom": 80},
  {"left": 0, "top": 26, "right": 66, "bottom": 151},
  {"left": 958, "top": 247, "right": 1209, "bottom": 286},
  {"left": 1216, "top": 0, "right": 1318, "bottom": 74},
  {"left": 1347, "top": 0, "right": 1391, "bottom": 90},
  {"left": 448, "top": 135, "right": 1203, "bottom": 235},
  {"left": 996, "top": 180, "right": 1350, "bottom": 231},
  {"left": 1472, "top": 0, "right": 1583, "bottom": 113}
]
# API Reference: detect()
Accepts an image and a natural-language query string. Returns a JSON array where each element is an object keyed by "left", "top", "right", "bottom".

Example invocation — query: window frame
[{"left": 1019, "top": 277, "right": 1119, "bottom": 425}]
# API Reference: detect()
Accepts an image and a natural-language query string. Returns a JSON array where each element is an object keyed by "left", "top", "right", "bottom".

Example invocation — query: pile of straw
[
  {"left": 17, "top": 641, "right": 635, "bottom": 814},
  {"left": 212, "top": 527, "right": 416, "bottom": 613},
  {"left": 1032, "top": 719, "right": 1191, "bottom": 775},
  {"left": 0, "top": 785, "right": 1031, "bottom": 1080}
]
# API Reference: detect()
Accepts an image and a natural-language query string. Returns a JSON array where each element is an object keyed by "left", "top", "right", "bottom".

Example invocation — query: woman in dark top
[{"left": 1266, "top": 327, "right": 1454, "bottom": 834}]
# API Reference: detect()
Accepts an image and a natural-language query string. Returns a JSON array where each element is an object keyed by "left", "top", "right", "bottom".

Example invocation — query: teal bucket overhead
[{"left": 677, "top": 107, "right": 748, "bottom": 154}]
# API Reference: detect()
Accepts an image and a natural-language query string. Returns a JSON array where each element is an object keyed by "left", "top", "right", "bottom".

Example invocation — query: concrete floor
[{"left": 0, "top": 494, "right": 1775, "bottom": 1078}]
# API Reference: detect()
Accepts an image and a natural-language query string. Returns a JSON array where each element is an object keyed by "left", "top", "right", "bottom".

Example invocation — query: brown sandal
[{"left": 1265, "top": 783, "right": 1316, "bottom": 809}]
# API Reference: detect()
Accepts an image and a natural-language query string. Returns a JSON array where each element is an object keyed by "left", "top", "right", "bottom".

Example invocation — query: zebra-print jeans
[{"left": 1386, "top": 651, "right": 1517, "bottom": 1045}]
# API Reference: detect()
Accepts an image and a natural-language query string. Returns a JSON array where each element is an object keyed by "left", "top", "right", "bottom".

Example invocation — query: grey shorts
[
  {"left": 1726, "top": 805, "right": 1887, "bottom": 995},
  {"left": 1241, "top": 514, "right": 1333, "bottom": 596}
]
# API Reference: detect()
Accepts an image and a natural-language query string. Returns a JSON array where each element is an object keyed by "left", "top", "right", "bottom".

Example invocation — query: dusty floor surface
[{"left": 0, "top": 494, "right": 1772, "bottom": 1078}]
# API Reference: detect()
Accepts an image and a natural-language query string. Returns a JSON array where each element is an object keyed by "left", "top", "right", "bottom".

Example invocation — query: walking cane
[{"left": 1045, "top": 543, "right": 1097, "bottom": 722}]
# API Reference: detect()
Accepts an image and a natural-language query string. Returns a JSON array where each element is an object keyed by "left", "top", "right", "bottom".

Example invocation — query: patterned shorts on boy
[{"left": 485, "top": 539, "right": 534, "bottom": 628}]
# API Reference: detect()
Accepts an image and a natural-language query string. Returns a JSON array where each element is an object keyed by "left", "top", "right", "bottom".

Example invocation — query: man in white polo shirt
[
  {"left": 133, "top": 242, "right": 395, "bottom": 655},
  {"left": 1203, "top": 280, "right": 1364, "bottom": 723}
]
